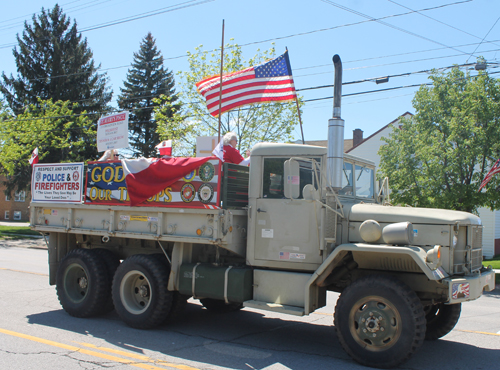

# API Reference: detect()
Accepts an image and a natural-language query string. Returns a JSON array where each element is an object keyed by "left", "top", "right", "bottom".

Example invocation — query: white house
[{"left": 303, "top": 112, "right": 499, "bottom": 258}]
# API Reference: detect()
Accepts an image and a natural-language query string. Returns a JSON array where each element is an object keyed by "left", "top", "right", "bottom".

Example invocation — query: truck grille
[
  {"left": 454, "top": 226, "right": 483, "bottom": 274},
  {"left": 470, "top": 226, "right": 483, "bottom": 272}
]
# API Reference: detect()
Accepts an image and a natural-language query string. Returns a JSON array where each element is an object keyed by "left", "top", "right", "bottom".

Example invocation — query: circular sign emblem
[
  {"left": 180, "top": 183, "right": 196, "bottom": 203},
  {"left": 182, "top": 170, "right": 196, "bottom": 182},
  {"left": 198, "top": 183, "right": 214, "bottom": 204},
  {"left": 199, "top": 162, "right": 215, "bottom": 182},
  {"left": 35, "top": 171, "right": 42, "bottom": 182},
  {"left": 72, "top": 171, "right": 80, "bottom": 182}
]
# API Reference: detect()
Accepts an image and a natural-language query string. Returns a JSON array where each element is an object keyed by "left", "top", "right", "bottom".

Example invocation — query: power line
[
  {"left": 387, "top": 0, "right": 495, "bottom": 46},
  {"left": 321, "top": 0, "right": 475, "bottom": 59},
  {"left": 0, "top": 0, "right": 213, "bottom": 50},
  {"left": 466, "top": 15, "right": 500, "bottom": 63}
]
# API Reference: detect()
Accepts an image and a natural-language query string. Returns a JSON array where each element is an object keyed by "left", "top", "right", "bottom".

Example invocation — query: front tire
[
  {"left": 334, "top": 275, "right": 426, "bottom": 369},
  {"left": 56, "top": 249, "right": 110, "bottom": 318},
  {"left": 424, "top": 303, "right": 461, "bottom": 340},
  {"left": 112, "top": 254, "right": 173, "bottom": 329}
]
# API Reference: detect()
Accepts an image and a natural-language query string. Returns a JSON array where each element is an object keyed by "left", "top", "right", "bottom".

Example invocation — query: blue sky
[{"left": 1, "top": 0, "right": 499, "bottom": 143}]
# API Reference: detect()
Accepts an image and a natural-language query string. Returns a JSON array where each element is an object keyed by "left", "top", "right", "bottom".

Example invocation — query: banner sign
[
  {"left": 84, "top": 159, "right": 221, "bottom": 208},
  {"left": 97, "top": 111, "right": 129, "bottom": 152},
  {"left": 32, "top": 163, "right": 84, "bottom": 203}
]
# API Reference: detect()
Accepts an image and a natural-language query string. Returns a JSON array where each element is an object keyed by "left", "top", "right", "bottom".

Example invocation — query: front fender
[{"left": 305, "top": 243, "right": 442, "bottom": 314}]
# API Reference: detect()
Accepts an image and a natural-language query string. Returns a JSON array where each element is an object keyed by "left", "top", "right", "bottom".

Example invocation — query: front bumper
[{"left": 444, "top": 268, "right": 496, "bottom": 304}]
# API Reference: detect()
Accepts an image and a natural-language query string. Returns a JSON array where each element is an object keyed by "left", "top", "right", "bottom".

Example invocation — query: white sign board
[
  {"left": 196, "top": 136, "right": 220, "bottom": 157},
  {"left": 97, "top": 111, "right": 129, "bottom": 152},
  {"left": 31, "top": 163, "right": 84, "bottom": 203}
]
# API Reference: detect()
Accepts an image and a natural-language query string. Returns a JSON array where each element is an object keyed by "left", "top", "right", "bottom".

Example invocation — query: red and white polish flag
[
  {"left": 29, "top": 147, "right": 39, "bottom": 167},
  {"left": 121, "top": 157, "right": 210, "bottom": 206}
]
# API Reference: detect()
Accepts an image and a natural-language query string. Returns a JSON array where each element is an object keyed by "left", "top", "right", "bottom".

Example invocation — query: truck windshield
[
  {"left": 355, "top": 165, "right": 374, "bottom": 198},
  {"left": 339, "top": 162, "right": 353, "bottom": 195}
]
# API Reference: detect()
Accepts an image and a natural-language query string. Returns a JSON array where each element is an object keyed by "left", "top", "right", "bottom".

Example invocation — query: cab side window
[
  {"left": 262, "top": 157, "right": 321, "bottom": 199},
  {"left": 263, "top": 158, "right": 286, "bottom": 198}
]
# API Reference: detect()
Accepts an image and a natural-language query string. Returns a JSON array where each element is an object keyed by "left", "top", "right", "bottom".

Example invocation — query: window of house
[
  {"left": 14, "top": 191, "right": 25, "bottom": 202},
  {"left": 13, "top": 211, "right": 21, "bottom": 220},
  {"left": 5, "top": 194, "right": 10, "bottom": 201},
  {"left": 4, "top": 211, "right": 9, "bottom": 220}
]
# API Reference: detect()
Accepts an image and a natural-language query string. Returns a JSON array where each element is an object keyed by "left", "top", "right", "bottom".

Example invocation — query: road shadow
[{"left": 26, "top": 300, "right": 500, "bottom": 370}]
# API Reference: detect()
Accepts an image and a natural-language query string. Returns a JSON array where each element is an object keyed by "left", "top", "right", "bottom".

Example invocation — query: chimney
[{"left": 353, "top": 129, "right": 363, "bottom": 147}]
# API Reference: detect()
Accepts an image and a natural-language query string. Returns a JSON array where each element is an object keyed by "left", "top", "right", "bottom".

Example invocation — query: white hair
[{"left": 223, "top": 132, "right": 237, "bottom": 146}]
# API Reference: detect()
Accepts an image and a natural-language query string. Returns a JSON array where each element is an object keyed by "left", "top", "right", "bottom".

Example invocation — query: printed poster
[
  {"left": 32, "top": 163, "right": 84, "bottom": 203},
  {"left": 97, "top": 111, "right": 129, "bottom": 152}
]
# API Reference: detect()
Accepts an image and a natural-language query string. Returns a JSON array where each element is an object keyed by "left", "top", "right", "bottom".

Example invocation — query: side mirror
[{"left": 284, "top": 159, "right": 300, "bottom": 199}]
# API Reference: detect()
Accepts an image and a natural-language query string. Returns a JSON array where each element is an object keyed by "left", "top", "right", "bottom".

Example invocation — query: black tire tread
[
  {"left": 56, "top": 248, "right": 110, "bottom": 318},
  {"left": 425, "top": 303, "right": 461, "bottom": 340},
  {"left": 93, "top": 248, "right": 120, "bottom": 314},
  {"left": 334, "top": 275, "right": 426, "bottom": 369},
  {"left": 112, "top": 254, "right": 172, "bottom": 329}
]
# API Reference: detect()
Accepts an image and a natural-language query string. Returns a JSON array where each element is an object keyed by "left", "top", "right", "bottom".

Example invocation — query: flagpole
[
  {"left": 217, "top": 20, "right": 225, "bottom": 142},
  {"left": 286, "top": 47, "right": 305, "bottom": 145}
]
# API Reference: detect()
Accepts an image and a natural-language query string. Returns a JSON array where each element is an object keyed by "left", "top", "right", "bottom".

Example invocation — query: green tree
[
  {"left": 0, "top": 99, "right": 95, "bottom": 193},
  {"left": 0, "top": 4, "right": 111, "bottom": 159},
  {"left": 118, "top": 32, "right": 178, "bottom": 157},
  {"left": 179, "top": 42, "right": 300, "bottom": 153},
  {"left": 153, "top": 95, "right": 195, "bottom": 156},
  {"left": 378, "top": 65, "right": 500, "bottom": 213}
]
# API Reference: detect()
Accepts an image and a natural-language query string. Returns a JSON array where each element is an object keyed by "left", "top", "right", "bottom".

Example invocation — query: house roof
[
  {"left": 298, "top": 112, "right": 413, "bottom": 153},
  {"left": 345, "top": 112, "right": 413, "bottom": 153}
]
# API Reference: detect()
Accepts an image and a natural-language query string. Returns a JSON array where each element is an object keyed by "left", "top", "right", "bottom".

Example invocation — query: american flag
[
  {"left": 196, "top": 51, "right": 296, "bottom": 117},
  {"left": 452, "top": 283, "right": 470, "bottom": 299},
  {"left": 478, "top": 158, "right": 500, "bottom": 191}
]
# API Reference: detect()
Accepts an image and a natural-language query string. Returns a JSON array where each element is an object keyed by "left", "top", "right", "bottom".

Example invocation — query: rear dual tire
[{"left": 112, "top": 254, "right": 173, "bottom": 329}]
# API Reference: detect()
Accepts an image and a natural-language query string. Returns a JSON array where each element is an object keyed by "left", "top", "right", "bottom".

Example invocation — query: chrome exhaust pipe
[{"left": 327, "top": 54, "right": 344, "bottom": 190}]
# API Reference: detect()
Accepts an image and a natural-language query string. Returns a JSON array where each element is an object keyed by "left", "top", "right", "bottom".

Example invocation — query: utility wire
[
  {"left": 0, "top": 0, "right": 213, "bottom": 50},
  {"left": 321, "top": 0, "right": 475, "bottom": 59},
  {"left": 5, "top": 69, "right": 499, "bottom": 125},
  {"left": 466, "top": 15, "right": 500, "bottom": 63}
]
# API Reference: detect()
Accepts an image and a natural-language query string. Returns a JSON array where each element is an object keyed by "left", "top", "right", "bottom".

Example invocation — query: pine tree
[
  {"left": 0, "top": 4, "right": 111, "bottom": 160},
  {"left": 118, "top": 32, "right": 178, "bottom": 158}
]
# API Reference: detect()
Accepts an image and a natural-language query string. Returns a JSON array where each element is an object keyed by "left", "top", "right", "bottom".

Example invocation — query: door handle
[{"left": 257, "top": 208, "right": 267, "bottom": 213}]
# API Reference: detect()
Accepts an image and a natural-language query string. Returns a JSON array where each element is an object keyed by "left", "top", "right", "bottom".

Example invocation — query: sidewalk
[{"left": 0, "top": 221, "right": 30, "bottom": 227}]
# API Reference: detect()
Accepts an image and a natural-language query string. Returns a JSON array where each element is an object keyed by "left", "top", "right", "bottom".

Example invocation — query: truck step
[{"left": 243, "top": 300, "right": 305, "bottom": 316}]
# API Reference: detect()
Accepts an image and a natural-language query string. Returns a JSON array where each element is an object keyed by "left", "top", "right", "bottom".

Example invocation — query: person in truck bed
[{"left": 222, "top": 132, "right": 250, "bottom": 165}]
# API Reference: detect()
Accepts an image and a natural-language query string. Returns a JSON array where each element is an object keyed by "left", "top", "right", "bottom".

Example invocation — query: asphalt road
[{"left": 0, "top": 244, "right": 499, "bottom": 370}]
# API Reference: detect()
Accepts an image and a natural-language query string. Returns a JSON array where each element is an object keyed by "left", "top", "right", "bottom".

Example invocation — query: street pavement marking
[
  {"left": 0, "top": 328, "right": 200, "bottom": 370},
  {"left": 76, "top": 342, "right": 200, "bottom": 370},
  {"left": 0, "top": 267, "right": 48, "bottom": 276},
  {"left": 457, "top": 329, "right": 500, "bottom": 337}
]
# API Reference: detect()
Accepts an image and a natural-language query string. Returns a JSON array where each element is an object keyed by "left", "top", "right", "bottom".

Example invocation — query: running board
[{"left": 243, "top": 300, "right": 305, "bottom": 316}]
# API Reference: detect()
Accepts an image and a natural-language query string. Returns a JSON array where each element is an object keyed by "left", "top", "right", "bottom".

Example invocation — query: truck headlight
[{"left": 426, "top": 245, "right": 442, "bottom": 269}]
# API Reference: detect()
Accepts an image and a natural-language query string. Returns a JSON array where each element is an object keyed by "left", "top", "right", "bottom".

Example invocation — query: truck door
[{"left": 251, "top": 157, "right": 324, "bottom": 270}]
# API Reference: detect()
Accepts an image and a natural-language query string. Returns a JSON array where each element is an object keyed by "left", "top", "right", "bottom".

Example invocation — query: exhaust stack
[{"left": 328, "top": 54, "right": 344, "bottom": 190}]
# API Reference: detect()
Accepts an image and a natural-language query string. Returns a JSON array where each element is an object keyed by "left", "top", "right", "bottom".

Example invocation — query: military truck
[{"left": 29, "top": 55, "right": 495, "bottom": 368}]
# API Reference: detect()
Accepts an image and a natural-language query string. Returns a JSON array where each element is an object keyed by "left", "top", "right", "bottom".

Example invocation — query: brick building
[{"left": 0, "top": 176, "right": 30, "bottom": 221}]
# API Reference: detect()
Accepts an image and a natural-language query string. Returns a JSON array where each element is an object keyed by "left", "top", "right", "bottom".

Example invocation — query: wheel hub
[
  {"left": 349, "top": 296, "right": 402, "bottom": 351},
  {"left": 78, "top": 277, "right": 88, "bottom": 289},
  {"left": 362, "top": 311, "right": 384, "bottom": 335},
  {"left": 138, "top": 285, "right": 149, "bottom": 298}
]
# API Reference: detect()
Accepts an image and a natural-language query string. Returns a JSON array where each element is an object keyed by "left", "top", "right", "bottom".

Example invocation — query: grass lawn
[
  {"left": 482, "top": 255, "right": 500, "bottom": 285},
  {"left": 0, "top": 225, "right": 41, "bottom": 239}
]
